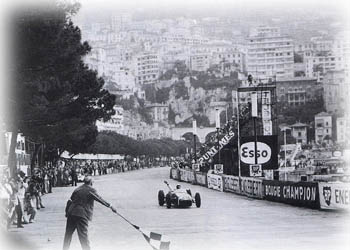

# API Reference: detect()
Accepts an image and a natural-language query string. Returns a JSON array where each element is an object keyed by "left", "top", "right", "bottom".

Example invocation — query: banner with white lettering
[
  {"left": 240, "top": 177, "right": 263, "bottom": 198},
  {"left": 179, "top": 169, "right": 195, "bottom": 183},
  {"left": 195, "top": 172, "right": 207, "bottom": 186},
  {"left": 207, "top": 172, "right": 223, "bottom": 192},
  {"left": 170, "top": 168, "right": 179, "bottom": 180},
  {"left": 223, "top": 175, "right": 240, "bottom": 194},
  {"left": 263, "top": 180, "right": 319, "bottom": 209},
  {"left": 319, "top": 182, "right": 350, "bottom": 210},
  {"left": 198, "top": 131, "right": 235, "bottom": 163}
]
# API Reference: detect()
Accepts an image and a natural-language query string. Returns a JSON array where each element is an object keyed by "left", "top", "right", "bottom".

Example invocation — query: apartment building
[
  {"left": 134, "top": 51, "right": 160, "bottom": 85},
  {"left": 275, "top": 77, "right": 321, "bottom": 106},
  {"left": 314, "top": 112, "right": 333, "bottom": 144},
  {"left": 189, "top": 52, "right": 211, "bottom": 72},
  {"left": 96, "top": 106, "right": 124, "bottom": 133},
  {"left": 246, "top": 26, "right": 294, "bottom": 83},
  {"left": 211, "top": 47, "right": 245, "bottom": 72},
  {"left": 145, "top": 103, "right": 169, "bottom": 124},
  {"left": 305, "top": 54, "right": 346, "bottom": 81},
  {"left": 323, "top": 70, "right": 350, "bottom": 114},
  {"left": 336, "top": 116, "right": 350, "bottom": 144},
  {"left": 290, "top": 122, "right": 308, "bottom": 144}
]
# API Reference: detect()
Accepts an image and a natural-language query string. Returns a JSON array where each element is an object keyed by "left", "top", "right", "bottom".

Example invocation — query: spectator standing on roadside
[{"left": 17, "top": 178, "right": 28, "bottom": 224}]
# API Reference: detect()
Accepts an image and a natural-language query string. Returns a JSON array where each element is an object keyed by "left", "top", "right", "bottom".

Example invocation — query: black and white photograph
[{"left": 0, "top": 0, "right": 350, "bottom": 250}]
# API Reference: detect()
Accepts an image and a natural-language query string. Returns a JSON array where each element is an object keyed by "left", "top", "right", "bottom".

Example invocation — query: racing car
[{"left": 158, "top": 181, "right": 201, "bottom": 208}]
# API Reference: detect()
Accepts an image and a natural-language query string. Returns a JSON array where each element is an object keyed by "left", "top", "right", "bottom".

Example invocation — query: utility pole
[
  {"left": 216, "top": 108, "right": 221, "bottom": 164},
  {"left": 193, "top": 120, "right": 197, "bottom": 163}
]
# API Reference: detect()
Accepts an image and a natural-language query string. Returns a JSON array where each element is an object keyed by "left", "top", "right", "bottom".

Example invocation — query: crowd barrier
[
  {"left": 179, "top": 169, "right": 195, "bottom": 183},
  {"left": 207, "top": 172, "right": 223, "bottom": 192},
  {"left": 318, "top": 182, "right": 350, "bottom": 210},
  {"left": 241, "top": 177, "right": 263, "bottom": 199},
  {"left": 169, "top": 167, "right": 348, "bottom": 210},
  {"left": 263, "top": 180, "right": 319, "bottom": 209},
  {"left": 223, "top": 175, "right": 240, "bottom": 194},
  {"left": 195, "top": 172, "right": 207, "bottom": 186}
]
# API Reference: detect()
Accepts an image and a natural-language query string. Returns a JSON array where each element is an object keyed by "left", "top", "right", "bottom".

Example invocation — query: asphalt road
[{"left": 2, "top": 167, "right": 350, "bottom": 250}]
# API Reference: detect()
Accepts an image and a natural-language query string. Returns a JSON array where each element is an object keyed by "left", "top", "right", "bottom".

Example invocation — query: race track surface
[{"left": 2, "top": 167, "right": 350, "bottom": 250}]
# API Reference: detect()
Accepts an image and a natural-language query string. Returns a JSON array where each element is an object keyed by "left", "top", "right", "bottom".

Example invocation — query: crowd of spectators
[{"left": 0, "top": 157, "right": 169, "bottom": 230}]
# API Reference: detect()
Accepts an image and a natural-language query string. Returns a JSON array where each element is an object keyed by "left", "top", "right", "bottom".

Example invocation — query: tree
[{"left": 5, "top": 2, "right": 115, "bottom": 175}]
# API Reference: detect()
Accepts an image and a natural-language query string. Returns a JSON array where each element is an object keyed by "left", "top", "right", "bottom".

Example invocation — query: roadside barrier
[
  {"left": 169, "top": 168, "right": 349, "bottom": 210},
  {"left": 194, "top": 172, "right": 207, "bottom": 186},
  {"left": 207, "top": 171, "right": 223, "bottom": 192},
  {"left": 318, "top": 182, "right": 350, "bottom": 210},
  {"left": 262, "top": 180, "right": 320, "bottom": 209},
  {"left": 222, "top": 175, "right": 240, "bottom": 194},
  {"left": 240, "top": 177, "right": 263, "bottom": 199}
]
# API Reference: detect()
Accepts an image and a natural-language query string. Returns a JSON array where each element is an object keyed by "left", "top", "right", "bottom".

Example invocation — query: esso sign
[{"left": 240, "top": 142, "right": 271, "bottom": 164}]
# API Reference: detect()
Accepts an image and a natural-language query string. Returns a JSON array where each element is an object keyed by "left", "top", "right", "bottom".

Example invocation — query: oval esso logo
[{"left": 240, "top": 142, "right": 271, "bottom": 164}]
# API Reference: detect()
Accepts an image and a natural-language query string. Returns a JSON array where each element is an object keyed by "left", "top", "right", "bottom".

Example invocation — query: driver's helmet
[{"left": 176, "top": 184, "right": 181, "bottom": 189}]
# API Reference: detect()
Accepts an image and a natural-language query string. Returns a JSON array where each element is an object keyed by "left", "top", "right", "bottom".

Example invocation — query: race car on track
[{"left": 158, "top": 181, "right": 201, "bottom": 208}]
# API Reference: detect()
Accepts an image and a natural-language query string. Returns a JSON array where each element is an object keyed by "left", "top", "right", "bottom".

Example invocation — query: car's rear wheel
[
  {"left": 166, "top": 193, "right": 171, "bottom": 208},
  {"left": 195, "top": 193, "right": 201, "bottom": 208},
  {"left": 158, "top": 190, "right": 165, "bottom": 206}
]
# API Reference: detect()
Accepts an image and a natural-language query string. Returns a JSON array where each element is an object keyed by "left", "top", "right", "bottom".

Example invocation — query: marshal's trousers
[{"left": 63, "top": 215, "right": 90, "bottom": 250}]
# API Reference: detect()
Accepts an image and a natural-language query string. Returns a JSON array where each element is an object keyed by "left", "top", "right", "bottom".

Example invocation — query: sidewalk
[{"left": 3, "top": 185, "right": 76, "bottom": 250}]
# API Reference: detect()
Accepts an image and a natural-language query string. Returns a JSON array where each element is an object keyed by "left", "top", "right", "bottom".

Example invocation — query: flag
[{"left": 133, "top": 225, "right": 170, "bottom": 250}]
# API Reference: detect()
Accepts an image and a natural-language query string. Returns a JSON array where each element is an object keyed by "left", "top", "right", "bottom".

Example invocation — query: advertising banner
[
  {"left": 187, "top": 170, "right": 195, "bottom": 183},
  {"left": 240, "top": 135, "right": 278, "bottom": 171},
  {"left": 240, "top": 177, "right": 263, "bottom": 198},
  {"left": 207, "top": 173, "right": 223, "bottom": 192},
  {"left": 263, "top": 180, "right": 319, "bottom": 209},
  {"left": 198, "top": 131, "right": 235, "bottom": 163},
  {"left": 195, "top": 172, "right": 207, "bottom": 186},
  {"left": 214, "top": 164, "right": 224, "bottom": 174},
  {"left": 179, "top": 169, "right": 195, "bottom": 183},
  {"left": 170, "top": 168, "right": 179, "bottom": 180},
  {"left": 319, "top": 182, "right": 350, "bottom": 210},
  {"left": 223, "top": 175, "right": 240, "bottom": 194},
  {"left": 179, "top": 169, "right": 186, "bottom": 181}
]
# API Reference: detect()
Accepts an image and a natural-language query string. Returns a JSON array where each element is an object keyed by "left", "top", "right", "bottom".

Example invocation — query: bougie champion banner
[{"left": 240, "top": 135, "right": 278, "bottom": 170}]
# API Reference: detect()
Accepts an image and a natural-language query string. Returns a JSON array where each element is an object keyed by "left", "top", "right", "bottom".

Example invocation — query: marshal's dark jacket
[{"left": 67, "top": 184, "right": 110, "bottom": 221}]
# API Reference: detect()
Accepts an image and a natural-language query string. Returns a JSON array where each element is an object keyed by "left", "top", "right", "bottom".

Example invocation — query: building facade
[
  {"left": 290, "top": 122, "right": 308, "bottom": 144},
  {"left": 96, "top": 106, "right": 124, "bottom": 133},
  {"left": 275, "top": 77, "right": 321, "bottom": 106},
  {"left": 323, "top": 70, "right": 350, "bottom": 115},
  {"left": 314, "top": 112, "right": 333, "bottom": 144},
  {"left": 246, "top": 26, "right": 294, "bottom": 83},
  {"left": 336, "top": 116, "right": 350, "bottom": 144},
  {"left": 134, "top": 51, "right": 160, "bottom": 85}
]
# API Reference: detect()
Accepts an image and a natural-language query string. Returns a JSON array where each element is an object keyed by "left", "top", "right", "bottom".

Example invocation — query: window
[{"left": 298, "top": 132, "right": 302, "bottom": 137}]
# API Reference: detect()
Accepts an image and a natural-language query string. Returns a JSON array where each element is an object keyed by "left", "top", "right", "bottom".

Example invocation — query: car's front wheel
[
  {"left": 166, "top": 193, "right": 172, "bottom": 208},
  {"left": 195, "top": 193, "right": 201, "bottom": 208},
  {"left": 158, "top": 190, "right": 165, "bottom": 206}
]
